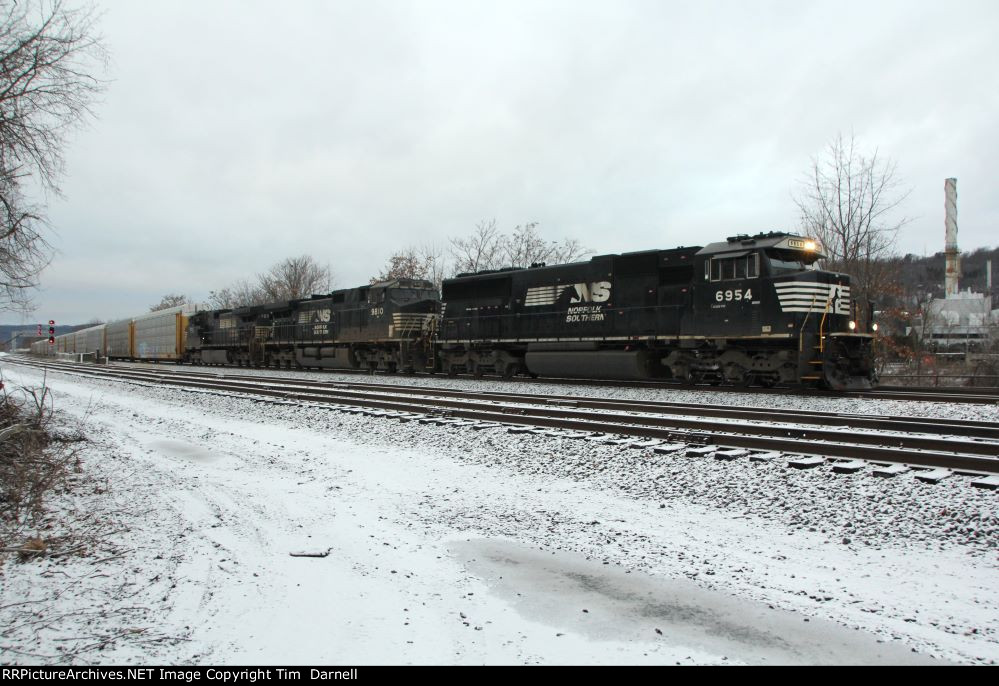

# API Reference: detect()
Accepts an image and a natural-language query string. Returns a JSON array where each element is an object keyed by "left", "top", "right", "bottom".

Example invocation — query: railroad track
[
  {"left": 26, "top": 353, "right": 999, "bottom": 404},
  {"left": 7, "top": 356, "right": 999, "bottom": 479}
]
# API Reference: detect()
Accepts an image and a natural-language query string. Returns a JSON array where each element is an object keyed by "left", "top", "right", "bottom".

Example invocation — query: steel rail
[{"left": 89, "top": 356, "right": 999, "bottom": 404}]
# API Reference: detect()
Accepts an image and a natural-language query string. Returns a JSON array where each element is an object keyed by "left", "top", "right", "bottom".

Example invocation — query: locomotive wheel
[{"left": 502, "top": 363, "right": 519, "bottom": 379}]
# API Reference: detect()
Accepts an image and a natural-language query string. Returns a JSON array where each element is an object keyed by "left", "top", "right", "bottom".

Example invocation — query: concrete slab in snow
[
  {"left": 970, "top": 475, "right": 999, "bottom": 490},
  {"left": 915, "top": 468, "right": 952, "bottom": 484},
  {"left": 629, "top": 439, "right": 664, "bottom": 449},
  {"left": 872, "top": 463, "right": 909, "bottom": 478},
  {"left": 788, "top": 456, "right": 825, "bottom": 469},
  {"left": 831, "top": 460, "right": 866, "bottom": 474},
  {"left": 653, "top": 443, "right": 687, "bottom": 454}
]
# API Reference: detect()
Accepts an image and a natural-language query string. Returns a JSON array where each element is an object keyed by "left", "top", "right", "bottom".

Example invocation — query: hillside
[{"left": 896, "top": 245, "right": 999, "bottom": 301}]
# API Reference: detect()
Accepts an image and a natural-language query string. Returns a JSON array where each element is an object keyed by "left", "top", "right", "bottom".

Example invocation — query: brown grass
[{"left": 0, "top": 373, "right": 84, "bottom": 558}]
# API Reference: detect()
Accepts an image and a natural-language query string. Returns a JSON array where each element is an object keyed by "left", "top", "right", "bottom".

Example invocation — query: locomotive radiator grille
[
  {"left": 524, "top": 285, "right": 573, "bottom": 307},
  {"left": 390, "top": 313, "right": 436, "bottom": 338},
  {"left": 774, "top": 282, "right": 850, "bottom": 315}
]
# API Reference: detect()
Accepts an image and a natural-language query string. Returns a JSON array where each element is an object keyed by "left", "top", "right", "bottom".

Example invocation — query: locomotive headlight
[
  {"left": 872, "top": 323, "right": 879, "bottom": 332},
  {"left": 848, "top": 320, "right": 857, "bottom": 330},
  {"left": 804, "top": 240, "right": 818, "bottom": 251}
]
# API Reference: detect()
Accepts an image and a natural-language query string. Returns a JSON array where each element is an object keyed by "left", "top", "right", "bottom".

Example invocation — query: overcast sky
[{"left": 7, "top": 0, "right": 998, "bottom": 325}]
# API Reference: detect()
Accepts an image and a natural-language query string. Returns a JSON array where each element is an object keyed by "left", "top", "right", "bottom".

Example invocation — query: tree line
[
  {"left": 369, "top": 220, "right": 591, "bottom": 291},
  {"left": 152, "top": 220, "right": 591, "bottom": 312}
]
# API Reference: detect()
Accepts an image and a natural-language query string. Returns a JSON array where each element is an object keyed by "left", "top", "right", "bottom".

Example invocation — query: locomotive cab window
[
  {"left": 765, "top": 249, "right": 820, "bottom": 276},
  {"left": 708, "top": 253, "right": 759, "bottom": 282}
]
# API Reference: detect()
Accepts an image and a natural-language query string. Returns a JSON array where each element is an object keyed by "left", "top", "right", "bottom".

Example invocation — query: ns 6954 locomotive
[{"left": 438, "top": 232, "right": 876, "bottom": 390}]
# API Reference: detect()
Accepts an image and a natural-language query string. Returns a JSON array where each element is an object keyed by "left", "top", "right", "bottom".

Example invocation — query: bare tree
[
  {"left": 207, "top": 257, "right": 331, "bottom": 310},
  {"left": 549, "top": 236, "right": 590, "bottom": 265},
  {"left": 419, "top": 242, "right": 448, "bottom": 291},
  {"left": 207, "top": 279, "right": 264, "bottom": 309},
  {"left": 0, "top": 1, "right": 107, "bottom": 312},
  {"left": 449, "top": 219, "right": 591, "bottom": 275},
  {"left": 257, "top": 255, "right": 332, "bottom": 301},
  {"left": 149, "top": 293, "right": 190, "bottom": 312},
  {"left": 502, "top": 222, "right": 547, "bottom": 269},
  {"left": 794, "top": 133, "right": 910, "bottom": 322},
  {"left": 449, "top": 219, "right": 505, "bottom": 275},
  {"left": 372, "top": 246, "right": 423, "bottom": 284},
  {"left": 502, "top": 222, "right": 591, "bottom": 269},
  {"left": 371, "top": 242, "right": 447, "bottom": 290}
]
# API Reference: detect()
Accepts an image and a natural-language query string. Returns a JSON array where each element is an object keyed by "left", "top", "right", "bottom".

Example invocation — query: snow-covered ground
[{"left": 1, "top": 362, "right": 996, "bottom": 665}]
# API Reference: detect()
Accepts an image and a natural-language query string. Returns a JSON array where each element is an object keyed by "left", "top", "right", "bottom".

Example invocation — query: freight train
[{"left": 31, "top": 231, "right": 878, "bottom": 390}]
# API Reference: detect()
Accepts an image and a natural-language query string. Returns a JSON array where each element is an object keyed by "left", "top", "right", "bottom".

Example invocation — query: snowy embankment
[{"left": 0, "top": 363, "right": 996, "bottom": 665}]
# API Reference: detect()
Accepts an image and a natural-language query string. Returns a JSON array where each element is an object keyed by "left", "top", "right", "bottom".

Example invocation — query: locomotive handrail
[
  {"left": 818, "top": 295, "right": 832, "bottom": 353},
  {"left": 798, "top": 294, "right": 818, "bottom": 352}
]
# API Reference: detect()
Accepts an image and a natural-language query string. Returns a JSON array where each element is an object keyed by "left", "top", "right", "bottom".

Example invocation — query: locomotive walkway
[{"left": 8, "top": 356, "right": 999, "bottom": 478}]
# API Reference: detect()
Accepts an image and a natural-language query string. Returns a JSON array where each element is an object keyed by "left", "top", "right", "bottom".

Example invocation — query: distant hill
[
  {"left": 896, "top": 246, "right": 999, "bottom": 302},
  {"left": 0, "top": 324, "right": 88, "bottom": 346}
]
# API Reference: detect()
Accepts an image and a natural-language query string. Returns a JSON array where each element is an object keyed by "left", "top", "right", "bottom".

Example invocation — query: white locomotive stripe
[
  {"left": 773, "top": 281, "right": 851, "bottom": 315},
  {"left": 524, "top": 285, "right": 572, "bottom": 306}
]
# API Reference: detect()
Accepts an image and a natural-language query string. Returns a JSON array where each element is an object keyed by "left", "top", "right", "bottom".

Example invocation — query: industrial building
[{"left": 916, "top": 178, "right": 998, "bottom": 351}]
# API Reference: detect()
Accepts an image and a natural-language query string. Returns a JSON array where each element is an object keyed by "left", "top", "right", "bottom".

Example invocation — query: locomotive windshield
[
  {"left": 765, "top": 248, "right": 820, "bottom": 275},
  {"left": 391, "top": 288, "right": 437, "bottom": 302}
]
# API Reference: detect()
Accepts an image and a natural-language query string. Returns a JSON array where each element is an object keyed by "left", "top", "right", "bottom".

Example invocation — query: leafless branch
[
  {"left": 794, "top": 132, "right": 910, "bottom": 320},
  {"left": 0, "top": 0, "right": 108, "bottom": 313}
]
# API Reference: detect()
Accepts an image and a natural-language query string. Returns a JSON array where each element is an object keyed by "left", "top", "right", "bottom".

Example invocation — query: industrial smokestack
[
  {"left": 988, "top": 260, "right": 993, "bottom": 309},
  {"left": 944, "top": 178, "right": 960, "bottom": 298}
]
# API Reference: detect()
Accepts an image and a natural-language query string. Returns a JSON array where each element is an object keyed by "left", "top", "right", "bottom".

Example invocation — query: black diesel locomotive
[
  {"left": 183, "top": 232, "right": 876, "bottom": 390},
  {"left": 438, "top": 232, "right": 875, "bottom": 390}
]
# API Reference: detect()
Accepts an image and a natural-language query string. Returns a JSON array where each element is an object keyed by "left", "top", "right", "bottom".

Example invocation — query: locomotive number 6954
[{"left": 715, "top": 288, "right": 753, "bottom": 302}]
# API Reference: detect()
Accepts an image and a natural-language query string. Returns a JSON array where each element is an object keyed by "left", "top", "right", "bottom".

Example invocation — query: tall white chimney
[{"left": 944, "top": 178, "right": 960, "bottom": 298}]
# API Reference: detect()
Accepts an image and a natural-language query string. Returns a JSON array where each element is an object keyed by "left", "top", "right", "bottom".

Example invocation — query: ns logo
[{"left": 569, "top": 281, "right": 611, "bottom": 303}]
